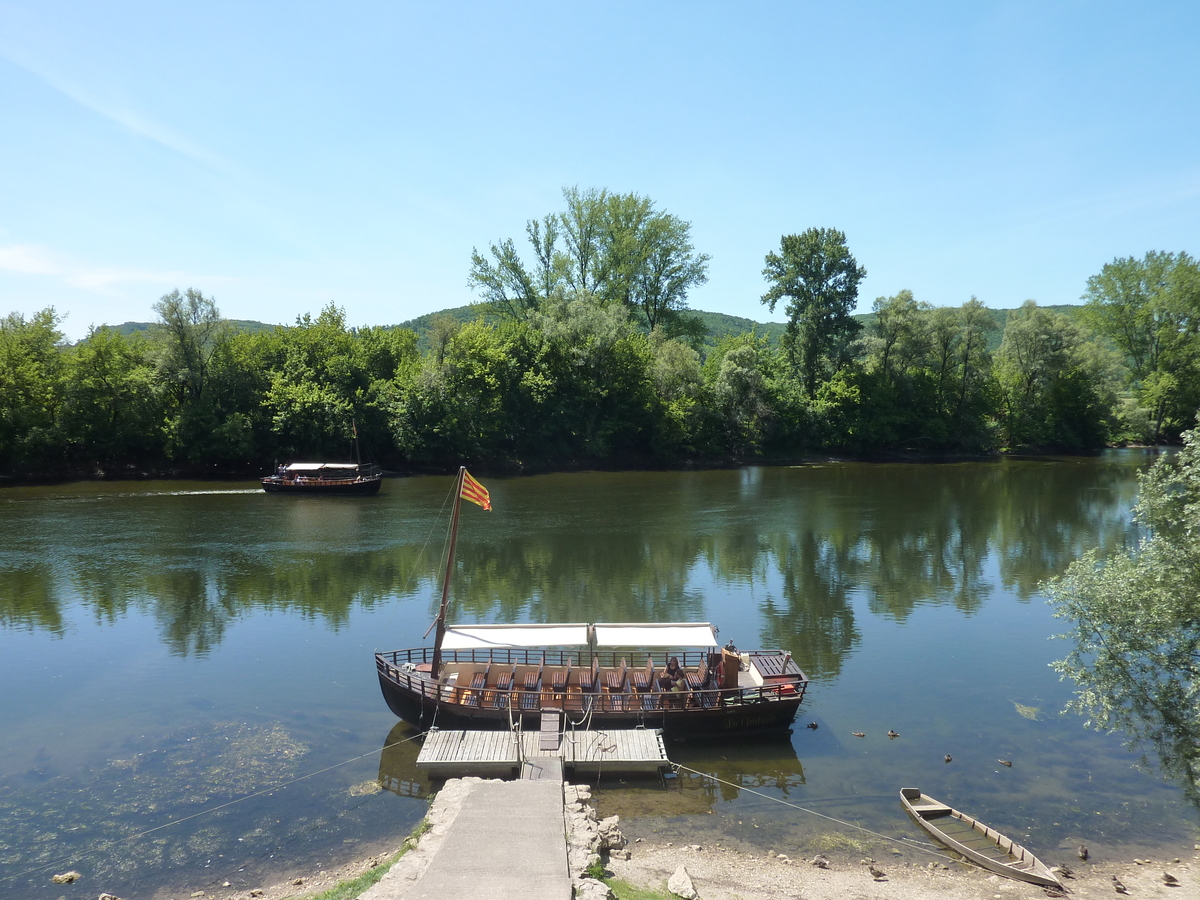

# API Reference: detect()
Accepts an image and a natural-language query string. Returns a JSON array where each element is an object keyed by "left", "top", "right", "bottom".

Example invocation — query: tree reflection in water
[
  {"left": 0, "top": 455, "right": 1147, "bottom": 672},
  {"left": 1048, "top": 436, "right": 1200, "bottom": 810}
]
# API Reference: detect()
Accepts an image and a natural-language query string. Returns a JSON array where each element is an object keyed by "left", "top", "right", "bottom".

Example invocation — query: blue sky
[{"left": 2, "top": 1, "right": 1197, "bottom": 341}]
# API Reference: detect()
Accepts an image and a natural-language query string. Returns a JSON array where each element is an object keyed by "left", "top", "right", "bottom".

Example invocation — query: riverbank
[
  {"left": 147, "top": 781, "right": 1198, "bottom": 900},
  {"left": 605, "top": 838, "right": 1198, "bottom": 900},
  {"left": 0, "top": 447, "right": 1027, "bottom": 486}
]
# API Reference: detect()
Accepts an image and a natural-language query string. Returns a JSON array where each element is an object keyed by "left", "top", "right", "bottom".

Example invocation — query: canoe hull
[{"left": 899, "top": 788, "right": 1062, "bottom": 888}]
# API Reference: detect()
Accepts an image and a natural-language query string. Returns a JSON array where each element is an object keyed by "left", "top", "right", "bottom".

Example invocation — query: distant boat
[
  {"left": 374, "top": 468, "right": 810, "bottom": 738},
  {"left": 899, "top": 788, "right": 1062, "bottom": 888},
  {"left": 261, "top": 462, "right": 382, "bottom": 495}
]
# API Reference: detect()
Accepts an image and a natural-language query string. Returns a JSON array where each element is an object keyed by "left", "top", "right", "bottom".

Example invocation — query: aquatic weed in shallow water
[{"left": 0, "top": 722, "right": 309, "bottom": 896}]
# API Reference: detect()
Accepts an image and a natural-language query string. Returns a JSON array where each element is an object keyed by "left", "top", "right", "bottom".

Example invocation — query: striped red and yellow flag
[{"left": 460, "top": 469, "right": 491, "bottom": 511}]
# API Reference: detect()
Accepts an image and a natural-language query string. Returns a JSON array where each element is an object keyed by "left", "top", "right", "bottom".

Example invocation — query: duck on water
[{"left": 373, "top": 468, "right": 810, "bottom": 739}]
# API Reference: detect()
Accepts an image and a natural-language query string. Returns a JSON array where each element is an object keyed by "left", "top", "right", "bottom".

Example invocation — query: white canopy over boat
[
  {"left": 593, "top": 623, "right": 718, "bottom": 649},
  {"left": 283, "top": 462, "right": 362, "bottom": 471},
  {"left": 439, "top": 622, "right": 719, "bottom": 650},
  {"left": 441, "top": 623, "right": 590, "bottom": 650}
]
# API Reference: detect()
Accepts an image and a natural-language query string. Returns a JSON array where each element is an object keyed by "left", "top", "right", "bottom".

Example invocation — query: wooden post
[{"left": 431, "top": 466, "right": 466, "bottom": 680}]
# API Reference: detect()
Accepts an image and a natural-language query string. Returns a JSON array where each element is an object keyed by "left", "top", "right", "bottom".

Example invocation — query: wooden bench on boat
[
  {"left": 463, "top": 660, "right": 492, "bottom": 707},
  {"left": 631, "top": 656, "right": 656, "bottom": 692},
  {"left": 520, "top": 656, "right": 545, "bottom": 711}
]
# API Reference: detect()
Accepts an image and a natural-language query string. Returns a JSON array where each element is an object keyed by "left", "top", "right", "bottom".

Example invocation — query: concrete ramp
[{"left": 365, "top": 778, "right": 571, "bottom": 900}]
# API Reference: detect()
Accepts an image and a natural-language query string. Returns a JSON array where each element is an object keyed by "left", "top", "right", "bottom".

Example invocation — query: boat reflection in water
[
  {"left": 377, "top": 722, "right": 432, "bottom": 798},
  {"left": 596, "top": 733, "right": 805, "bottom": 819}
]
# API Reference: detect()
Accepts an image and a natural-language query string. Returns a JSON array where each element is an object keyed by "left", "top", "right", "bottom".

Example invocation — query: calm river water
[{"left": 1, "top": 453, "right": 1197, "bottom": 898}]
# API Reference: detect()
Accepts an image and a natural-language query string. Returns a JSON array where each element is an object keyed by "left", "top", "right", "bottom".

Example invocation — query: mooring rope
[
  {"left": 669, "top": 762, "right": 945, "bottom": 858},
  {"left": 0, "top": 729, "right": 433, "bottom": 885}
]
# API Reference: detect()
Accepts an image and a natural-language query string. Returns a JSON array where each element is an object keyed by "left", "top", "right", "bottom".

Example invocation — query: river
[{"left": 1, "top": 451, "right": 1195, "bottom": 898}]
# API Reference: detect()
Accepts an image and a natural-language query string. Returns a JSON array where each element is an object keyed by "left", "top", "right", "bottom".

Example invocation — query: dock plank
[{"left": 417, "top": 726, "right": 669, "bottom": 777}]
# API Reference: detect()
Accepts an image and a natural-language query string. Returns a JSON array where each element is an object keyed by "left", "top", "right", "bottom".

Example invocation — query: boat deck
[{"left": 416, "top": 712, "right": 671, "bottom": 777}]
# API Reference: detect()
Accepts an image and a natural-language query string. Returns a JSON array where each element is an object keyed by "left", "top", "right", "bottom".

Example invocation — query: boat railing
[
  {"left": 269, "top": 472, "right": 382, "bottom": 485},
  {"left": 376, "top": 650, "right": 808, "bottom": 708},
  {"left": 377, "top": 647, "right": 803, "bottom": 670}
]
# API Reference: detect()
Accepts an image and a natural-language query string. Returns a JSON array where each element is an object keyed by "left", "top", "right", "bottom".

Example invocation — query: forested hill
[
  {"left": 405, "top": 303, "right": 1088, "bottom": 350},
  {"left": 110, "top": 303, "right": 1085, "bottom": 355}
]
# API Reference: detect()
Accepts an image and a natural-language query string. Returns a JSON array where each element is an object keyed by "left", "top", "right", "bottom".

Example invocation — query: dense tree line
[{"left": 2, "top": 194, "right": 1198, "bottom": 476}]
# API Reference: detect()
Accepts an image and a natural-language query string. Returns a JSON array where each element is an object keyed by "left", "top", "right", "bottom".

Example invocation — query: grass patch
[
  {"left": 584, "top": 860, "right": 607, "bottom": 880},
  {"left": 294, "top": 818, "right": 429, "bottom": 900},
  {"left": 605, "top": 876, "right": 673, "bottom": 900}
]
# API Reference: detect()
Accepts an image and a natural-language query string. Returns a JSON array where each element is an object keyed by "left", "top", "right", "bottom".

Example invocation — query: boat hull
[
  {"left": 899, "top": 788, "right": 1062, "bottom": 888},
  {"left": 261, "top": 475, "right": 382, "bottom": 495},
  {"left": 376, "top": 648, "right": 807, "bottom": 739}
]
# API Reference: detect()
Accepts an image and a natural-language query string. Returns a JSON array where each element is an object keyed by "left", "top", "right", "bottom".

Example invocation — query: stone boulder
[
  {"left": 574, "top": 876, "right": 614, "bottom": 900},
  {"left": 596, "top": 815, "right": 626, "bottom": 850},
  {"left": 668, "top": 864, "right": 699, "bottom": 899}
]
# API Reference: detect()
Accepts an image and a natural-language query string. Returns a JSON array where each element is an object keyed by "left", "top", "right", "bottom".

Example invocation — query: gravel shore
[{"left": 606, "top": 838, "right": 1197, "bottom": 900}]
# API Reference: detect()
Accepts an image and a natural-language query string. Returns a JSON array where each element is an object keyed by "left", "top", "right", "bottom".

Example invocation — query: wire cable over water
[{"left": 669, "top": 762, "right": 943, "bottom": 858}]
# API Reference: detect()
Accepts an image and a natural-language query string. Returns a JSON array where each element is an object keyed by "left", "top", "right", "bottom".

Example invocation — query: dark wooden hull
[
  {"left": 900, "top": 788, "right": 1062, "bottom": 888},
  {"left": 262, "top": 475, "right": 382, "bottom": 495},
  {"left": 376, "top": 648, "right": 807, "bottom": 740}
]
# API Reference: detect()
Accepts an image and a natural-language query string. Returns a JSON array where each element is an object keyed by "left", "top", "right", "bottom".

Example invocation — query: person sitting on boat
[
  {"left": 666, "top": 656, "right": 684, "bottom": 681},
  {"left": 658, "top": 670, "right": 688, "bottom": 708},
  {"left": 657, "top": 672, "right": 676, "bottom": 696}
]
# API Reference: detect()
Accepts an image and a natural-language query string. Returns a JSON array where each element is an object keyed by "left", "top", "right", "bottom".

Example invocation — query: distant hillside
[
  {"left": 689, "top": 310, "right": 787, "bottom": 346},
  {"left": 854, "top": 303, "right": 1083, "bottom": 353},
  {"left": 106, "top": 302, "right": 1084, "bottom": 355},
  {"left": 110, "top": 320, "right": 280, "bottom": 337}
]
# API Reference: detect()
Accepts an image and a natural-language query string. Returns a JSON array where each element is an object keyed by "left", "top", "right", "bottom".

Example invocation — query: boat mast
[{"left": 430, "top": 466, "right": 466, "bottom": 679}]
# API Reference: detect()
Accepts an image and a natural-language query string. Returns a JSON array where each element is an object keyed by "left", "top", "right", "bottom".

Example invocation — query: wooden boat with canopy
[
  {"left": 262, "top": 461, "right": 383, "bottom": 495},
  {"left": 262, "top": 425, "right": 382, "bottom": 495},
  {"left": 899, "top": 788, "right": 1062, "bottom": 888},
  {"left": 374, "top": 468, "right": 810, "bottom": 738}
]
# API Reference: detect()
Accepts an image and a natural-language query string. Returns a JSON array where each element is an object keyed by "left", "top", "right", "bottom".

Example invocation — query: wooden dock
[
  {"left": 416, "top": 713, "right": 670, "bottom": 778},
  {"left": 416, "top": 728, "right": 520, "bottom": 777}
]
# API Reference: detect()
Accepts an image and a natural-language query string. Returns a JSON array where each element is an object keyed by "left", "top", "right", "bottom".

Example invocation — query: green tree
[
  {"left": 867, "top": 289, "right": 928, "bottom": 387},
  {"left": 468, "top": 187, "right": 709, "bottom": 336},
  {"left": 648, "top": 329, "right": 706, "bottom": 458},
  {"left": 706, "top": 334, "right": 774, "bottom": 456},
  {"left": 467, "top": 236, "right": 543, "bottom": 320},
  {"left": 601, "top": 191, "right": 710, "bottom": 334},
  {"left": 0, "top": 308, "right": 64, "bottom": 469},
  {"left": 152, "top": 288, "right": 226, "bottom": 405},
  {"left": 558, "top": 186, "right": 611, "bottom": 296},
  {"left": 995, "top": 301, "right": 1120, "bottom": 449},
  {"left": 761, "top": 228, "right": 866, "bottom": 399},
  {"left": 263, "top": 304, "right": 416, "bottom": 460},
  {"left": 58, "top": 327, "right": 163, "bottom": 465},
  {"left": 1046, "top": 423, "right": 1200, "bottom": 804},
  {"left": 1082, "top": 251, "right": 1200, "bottom": 440}
]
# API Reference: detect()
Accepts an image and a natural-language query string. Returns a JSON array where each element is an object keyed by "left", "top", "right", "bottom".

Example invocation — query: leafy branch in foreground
[{"left": 1045, "top": 420, "right": 1200, "bottom": 805}]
